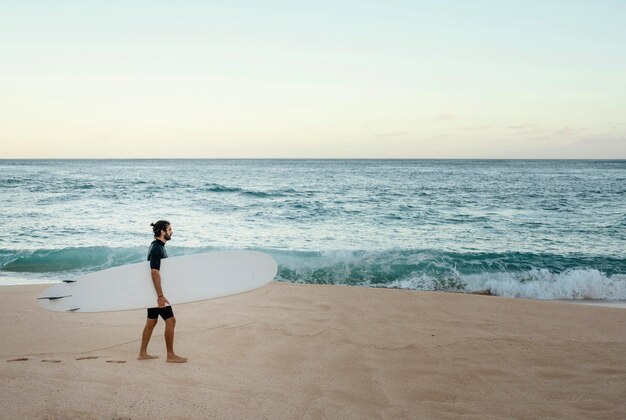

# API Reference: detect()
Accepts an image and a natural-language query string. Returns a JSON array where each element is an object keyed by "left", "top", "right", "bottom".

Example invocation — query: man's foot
[
  {"left": 137, "top": 354, "right": 159, "bottom": 360},
  {"left": 166, "top": 354, "right": 188, "bottom": 363}
]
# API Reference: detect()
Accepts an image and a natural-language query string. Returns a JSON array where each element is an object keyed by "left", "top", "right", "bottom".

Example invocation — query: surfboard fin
[
  {"left": 37, "top": 295, "right": 72, "bottom": 300},
  {"left": 66, "top": 308, "right": 80, "bottom": 312}
]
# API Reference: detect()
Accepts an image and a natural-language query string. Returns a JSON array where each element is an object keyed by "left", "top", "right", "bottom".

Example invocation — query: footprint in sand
[
  {"left": 76, "top": 356, "right": 99, "bottom": 361},
  {"left": 41, "top": 360, "right": 62, "bottom": 363},
  {"left": 106, "top": 360, "right": 127, "bottom": 364},
  {"left": 7, "top": 358, "right": 29, "bottom": 362}
]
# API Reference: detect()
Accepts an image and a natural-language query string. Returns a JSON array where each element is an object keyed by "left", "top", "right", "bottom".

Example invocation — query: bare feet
[
  {"left": 137, "top": 354, "right": 159, "bottom": 360},
  {"left": 166, "top": 354, "right": 188, "bottom": 363}
]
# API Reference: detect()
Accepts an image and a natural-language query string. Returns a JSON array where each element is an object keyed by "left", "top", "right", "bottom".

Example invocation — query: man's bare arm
[{"left": 151, "top": 268, "right": 169, "bottom": 308}]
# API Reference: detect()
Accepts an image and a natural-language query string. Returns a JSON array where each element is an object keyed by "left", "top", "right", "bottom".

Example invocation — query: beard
[{"left": 164, "top": 233, "right": 172, "bottom": 241}]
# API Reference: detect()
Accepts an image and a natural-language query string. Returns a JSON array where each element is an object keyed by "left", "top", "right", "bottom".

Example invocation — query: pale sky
[{"left": 1, "top": 0, "right": 625, "bottom": 158}]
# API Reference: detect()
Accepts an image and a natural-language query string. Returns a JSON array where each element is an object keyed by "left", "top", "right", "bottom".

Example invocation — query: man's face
[{"left": 163, "top": 225, "right": 173, "bottom": 241}]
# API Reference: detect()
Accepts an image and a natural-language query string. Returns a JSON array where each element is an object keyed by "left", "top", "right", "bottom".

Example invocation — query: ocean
[{"left": 1, "top": 159, "right": 625, "bottom": 301}]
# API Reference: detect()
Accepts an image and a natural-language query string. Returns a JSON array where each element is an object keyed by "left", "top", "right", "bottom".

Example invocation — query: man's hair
[{"left": 151, "top": 220, "right": 170, "bottom": 237}]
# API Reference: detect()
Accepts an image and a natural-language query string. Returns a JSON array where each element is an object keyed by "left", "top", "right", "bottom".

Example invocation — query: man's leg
[
  {"left": 164, "top": 316, "right": 187, "bottom": 363},
  {"left": 138, "top": 317, "right": 159, "bottom": 360}
]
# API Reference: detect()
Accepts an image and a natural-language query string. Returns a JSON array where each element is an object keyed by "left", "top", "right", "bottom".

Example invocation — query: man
[{"left": 137, "top": 220, "right": 188, "bottom": 363}]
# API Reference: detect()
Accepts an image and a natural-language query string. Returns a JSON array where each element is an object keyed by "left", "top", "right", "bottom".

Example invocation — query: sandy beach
[{"left": 1, "top": 282, "right": 625, "bottom": 419}]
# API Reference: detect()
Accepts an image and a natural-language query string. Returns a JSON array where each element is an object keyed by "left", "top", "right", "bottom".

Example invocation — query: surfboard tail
[{"left": 37, "top": 295, "right": 72, "bottom": 300}]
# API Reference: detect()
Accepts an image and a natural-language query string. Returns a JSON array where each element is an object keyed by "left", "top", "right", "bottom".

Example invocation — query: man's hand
[{"left": 157, "top": 295, "right": 170, "bottom": 308}]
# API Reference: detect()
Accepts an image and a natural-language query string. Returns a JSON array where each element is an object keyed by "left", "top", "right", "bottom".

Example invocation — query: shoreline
[
  {"left": 3, "top": 281, "right": 626, "bottom": 309},
  {"left": 1, "top": 282, "right": 626, "bottom": 418}
]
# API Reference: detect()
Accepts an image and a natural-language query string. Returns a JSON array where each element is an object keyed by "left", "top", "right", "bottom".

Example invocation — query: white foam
[
  {"left": 366, "top": 274, "right": 437, "bottom": 290},
  {"left": 360, "top": 268, "right": 626, "bottom": 301},
  {"left": 463, "top": 268, "right": 626, "bottom": 300}
]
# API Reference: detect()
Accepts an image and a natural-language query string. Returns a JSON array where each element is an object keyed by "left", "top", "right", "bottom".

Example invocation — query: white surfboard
[{"left": 38, "top": 251, "right": 277, "bottom": 313}]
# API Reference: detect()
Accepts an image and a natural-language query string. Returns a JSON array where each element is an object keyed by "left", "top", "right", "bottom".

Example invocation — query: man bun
[{"left": 151, "top": 220, "right": 170, "bottom": 237}]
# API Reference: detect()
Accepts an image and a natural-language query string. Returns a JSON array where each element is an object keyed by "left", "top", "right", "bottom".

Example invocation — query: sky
[{"left": 1, "top": 0, "right": 625, "bottom": 158}]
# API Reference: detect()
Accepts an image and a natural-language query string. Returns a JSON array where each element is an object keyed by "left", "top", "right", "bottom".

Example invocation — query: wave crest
[{"left": 1, "top": 247, "right": 624, "bottom": 300}]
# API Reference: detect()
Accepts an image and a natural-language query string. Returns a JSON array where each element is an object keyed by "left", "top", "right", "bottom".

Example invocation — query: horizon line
[{"left": 1, "top": 157, "right": 625, "bottom": 161}]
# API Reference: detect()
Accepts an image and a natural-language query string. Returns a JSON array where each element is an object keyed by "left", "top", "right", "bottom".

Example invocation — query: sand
[{"left": 1, "top": 282, "right": 625, "bottom": 419}]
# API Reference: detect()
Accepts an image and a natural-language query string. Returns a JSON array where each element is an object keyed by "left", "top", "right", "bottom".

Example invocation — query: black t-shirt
[{"left": 147, "top": 239, "right": 168, "bottom": 270}]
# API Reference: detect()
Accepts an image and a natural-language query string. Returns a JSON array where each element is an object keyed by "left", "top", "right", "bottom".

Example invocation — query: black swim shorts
[{"left": 147, "top": 306, "right": 174, "bottom": 320}]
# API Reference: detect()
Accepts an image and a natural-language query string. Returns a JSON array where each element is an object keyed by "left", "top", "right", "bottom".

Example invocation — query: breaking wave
[{"left": 1, "top": 246, "right": 624, "bottom": 300}]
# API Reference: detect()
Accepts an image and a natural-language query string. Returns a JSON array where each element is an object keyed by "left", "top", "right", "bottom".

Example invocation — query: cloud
[
  {"left": 458, "top": 125, "right": 491, "bottom": 130},
  {"left": 504, "top": 123, "right": 543, "bottom": 136},
  {"left": 380, "top": 131, "right": 410, "bottom": 138},
  {"left": 433, "top": 113, "right": 457, "bottom": 122},
  {"left": 526, "top": 135, "right": 626, "bottom": 159},
  {"left": 505, "top": 124, "right": 538, "bottom": 130},
  {"left": 570, "top": 136, "right": 625, "bottom": 148},
  {"left": 552, "top": 126, "right": 588, "bottom": 136}
]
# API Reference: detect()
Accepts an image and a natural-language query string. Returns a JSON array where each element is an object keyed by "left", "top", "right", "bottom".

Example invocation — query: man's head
[{"left": 151, "top": 220, "right": 172, "bottom": 242}]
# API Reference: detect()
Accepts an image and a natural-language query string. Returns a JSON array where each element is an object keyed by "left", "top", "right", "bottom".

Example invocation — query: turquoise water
[{"left": 1, "top": 159, "right": 625, "bottom": 300}]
